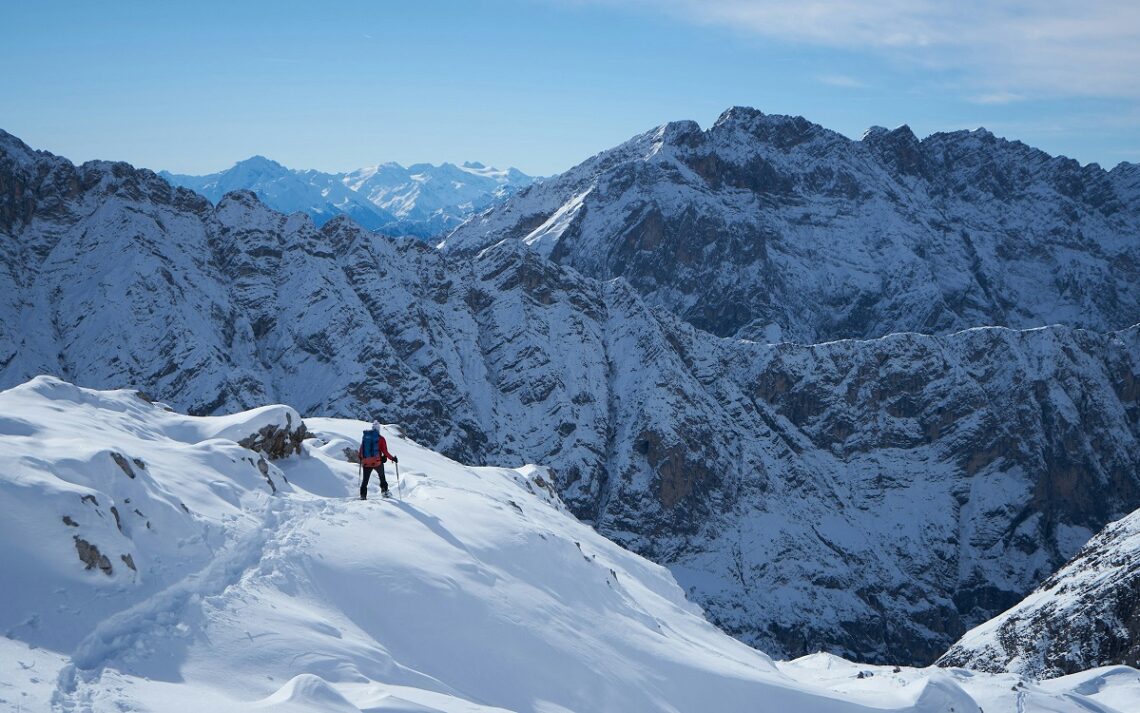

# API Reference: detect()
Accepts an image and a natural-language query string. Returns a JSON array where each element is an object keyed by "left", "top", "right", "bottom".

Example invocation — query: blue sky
[{"left": 2, "top": 0, "right": 1138, "bottom": 175}]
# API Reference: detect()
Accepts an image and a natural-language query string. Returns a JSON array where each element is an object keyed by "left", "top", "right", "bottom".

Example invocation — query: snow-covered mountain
[
  {"left": 162, "top": 156, "right": 534, "bottom": 238},
  {"left": 3, "top": 376, "right": 1139, "bottom": 712},
  {"left": 443, "top": 107, "right": 1140, "bottom": 343},
  {"left": 343, "top": 160, "right": 533, "bottom": 237},
  {"left": 939, "top": 504, "right": 1140, "bottom": 678},
  {"left": 160, "top": 156, "right": 399, "bottom": 232},
  {"left": 4, "top": 128, "right": 1139, "bottom": 669}
]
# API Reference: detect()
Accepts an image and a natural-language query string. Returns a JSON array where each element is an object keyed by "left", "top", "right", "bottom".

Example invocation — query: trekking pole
[
  {"left": 358, "top": 459, "right": 362, "bottom": 499},
  {"left": 396, "top": 461, "right": 402, "bottom": 501}
]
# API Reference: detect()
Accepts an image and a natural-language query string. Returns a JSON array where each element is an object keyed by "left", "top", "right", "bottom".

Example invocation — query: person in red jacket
[{"left": 359, "top": 420, "right": 397, "bottom": 499}]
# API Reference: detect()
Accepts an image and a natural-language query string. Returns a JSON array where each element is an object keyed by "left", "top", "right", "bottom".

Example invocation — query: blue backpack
[{"left": 361, "top": 430, "right": 384, "bottom": 466}]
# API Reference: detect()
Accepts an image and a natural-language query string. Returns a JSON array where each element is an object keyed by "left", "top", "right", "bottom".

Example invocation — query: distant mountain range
[{"left": 161, "top": 156, "right": 535, "bottom": 238}]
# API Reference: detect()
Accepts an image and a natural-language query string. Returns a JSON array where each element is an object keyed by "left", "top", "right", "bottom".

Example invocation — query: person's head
[{"left": 371, "top": 420, "right": 381, "bottom": 432}]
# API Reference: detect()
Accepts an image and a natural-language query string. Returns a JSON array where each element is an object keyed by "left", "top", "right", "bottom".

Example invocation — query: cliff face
[
  {"left": 444, "top": 108, "right": 1140, "bottom": 344},
  {"left": 658, "top": 324, "right": 1140, "bottom": 664},
  {"left": 3, "top": 128, "right": 1140, "bottom": 665}
]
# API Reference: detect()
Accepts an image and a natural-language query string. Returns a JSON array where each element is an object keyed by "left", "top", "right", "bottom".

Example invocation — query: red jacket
[{"left": 359, "top": 434, "right": 395, "bottom": 466}]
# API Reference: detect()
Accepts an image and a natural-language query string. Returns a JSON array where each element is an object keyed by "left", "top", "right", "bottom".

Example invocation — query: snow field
[{"left": 2, "top": 378, "right": 1139, "bottom": 712}]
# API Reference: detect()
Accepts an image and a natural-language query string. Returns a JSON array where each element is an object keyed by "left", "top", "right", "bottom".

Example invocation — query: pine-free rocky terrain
[{"left": 2, "top": 109, "right": 1139, "bottom": 678}]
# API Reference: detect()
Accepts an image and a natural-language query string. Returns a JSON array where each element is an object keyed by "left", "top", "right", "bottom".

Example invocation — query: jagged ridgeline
[
  {"left": 444, "top": 107, "right": 1140, "bottom": 343},
  {"left": 1, "top": 113, "right": 1139, "bottom": 668}
]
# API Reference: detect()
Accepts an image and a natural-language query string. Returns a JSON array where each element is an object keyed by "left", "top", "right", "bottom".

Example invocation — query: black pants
[{"left": 360, "top": 464, "right": 388, "bottom": 498}]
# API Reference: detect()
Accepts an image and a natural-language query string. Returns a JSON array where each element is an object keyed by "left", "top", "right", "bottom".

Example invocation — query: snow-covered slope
[
  {"left": 162, "top": 156, "right": 534, "bottom": 238},
  {"left": 939, "top": 505, "right": 1140, "bottom": 678},
  {"left": 443, "top": 107, "right": 1140, "bottom": 343},
  {"left": 4, "top": 128, "right": 1140, "bottom": 668},
  {"left": 3, "top": 377, "right": 1139, "bottom": 713}
]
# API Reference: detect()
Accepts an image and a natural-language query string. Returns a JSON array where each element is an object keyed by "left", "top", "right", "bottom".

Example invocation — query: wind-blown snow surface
[
  {"left": 3, "top": 378, "right": 1139, "bottom": 713},
  {"left": 162, "top": 157, "right": 534, "bottom": 238}
]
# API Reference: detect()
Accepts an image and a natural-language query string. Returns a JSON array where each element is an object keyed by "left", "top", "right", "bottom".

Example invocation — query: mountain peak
[
  {"left": 713, "top": 105, "right": 766, "bottom": 127},
  {"left": 0, "top": 129, "right": 52, "bottom": 173},
  {"left": 231, "top": 155, "right": 288, "bottom": 173},
  {"left": 862, "top": 124, "right": 926, "bottom": 176},
  {"left": 861, "top": 124, "right": 917, "bottom": 143},
  {"left": 0, "top": 128, "right": 33, "bottom": 153},
  {"left": 656, "top": 119, "right": 704, "bottom": 148},
  {"left": 215, "top": 188, "right": 268, "bottom": 213},
  {"left": 711, "top": 106, "right": 830, "bottom": 149}
]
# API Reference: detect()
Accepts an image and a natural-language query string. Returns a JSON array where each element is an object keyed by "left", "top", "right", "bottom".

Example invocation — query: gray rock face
[
  {"left": 74, "top": 536, "right": 113, "bottom": 575},
  {"left": 939, "top": 506, "right": 1140, "bottom": 677},
  {"left": 444, "top": 107, "right": 1140, "bottom": 344},
  {"left": 3, "top": 128, "right": 1140, "bottom": 666}
]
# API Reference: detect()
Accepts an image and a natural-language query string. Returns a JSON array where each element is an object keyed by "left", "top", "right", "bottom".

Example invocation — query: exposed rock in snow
[
  {"left": 444, "top": 107, "right": 1140, "bottom": 343},
  {"left": 3, "top": 129, "right": 1140, "bottom": 667},
  {"left": 237, "top": 416, "right": 309, "bottom": 460},
  {"left": 73, "top": 535, "right": 113, "bottom": 575},
  {"left": 939, "top": 505, "right": 1140, "bottom": 678}
]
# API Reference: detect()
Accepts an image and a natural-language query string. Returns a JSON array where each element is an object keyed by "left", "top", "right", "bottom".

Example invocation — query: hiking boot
[{"left": 381, "top": 489, "right": 391, "bottom": 498}]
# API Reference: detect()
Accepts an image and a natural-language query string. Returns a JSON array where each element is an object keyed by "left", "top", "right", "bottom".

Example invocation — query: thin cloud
[
  {"left": 968, "top": 91, "right": 1025, "bottom": 105},
  {"left": 817, "top": 74, "right": 870, "bottom": 89},
  {"left": 577, "top": 0, "right": 1140, "bottom": 100}
]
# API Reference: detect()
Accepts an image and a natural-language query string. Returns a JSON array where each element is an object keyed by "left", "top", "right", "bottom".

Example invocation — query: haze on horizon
[{"left": 2, "top": 0, "right": 1137, "bottom": 176}]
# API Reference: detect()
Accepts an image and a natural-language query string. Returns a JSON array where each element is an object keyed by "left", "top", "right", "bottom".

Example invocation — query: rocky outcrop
[
  {"left": 444, "top": 107, "right": 1140, "bottom": 344},
  {"left": 3, "top": 128, "right": 1139, "bottom": 666},
  {"left": 938, "top": 506, "right": 1140, "bottom": 677},
  {"left": 237, "top": 417, "right": 309, "bottom": 460},
  {"left": 74, "top": 536, "right": 112, "bottom": 575}
]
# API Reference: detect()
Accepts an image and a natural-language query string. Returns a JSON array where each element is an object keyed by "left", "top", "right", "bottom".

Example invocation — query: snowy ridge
[
  {"left": 4, "top": 131, "right": 1140, "bottom": 667},
  {"left": 939, "top": 505, "right": 1140, "bottom": 678},
  {"left": 444, "top": 106, "right": 1140, "bottom": 343},
  {"left": 2, "top": 378, "right": 1139, "bottom": 712},
  {"left": 162, "top": 156, "right": 534, "bottom": 238}
]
